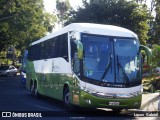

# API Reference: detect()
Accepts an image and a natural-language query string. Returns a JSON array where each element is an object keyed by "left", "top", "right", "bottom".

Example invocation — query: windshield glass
[
  {"left": 114, "top": 38, "right": 141, "bottom": 84},
  {"left": 82, "top": 34, "right": 114, "bottom": 82},
  {"left": 81, "top": 34, "right": 141, "bottom": 86},
  {"left": 0, "top": 66, "right": 9, "bottom": 70}
]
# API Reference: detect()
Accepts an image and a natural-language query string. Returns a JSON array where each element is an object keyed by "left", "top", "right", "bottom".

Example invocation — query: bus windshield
[
  {"left": 114, "top": 38, "right": 141, "bottom": 85},
  {"left": 82, "top": 34, "right": 141, "bottom": 86}
]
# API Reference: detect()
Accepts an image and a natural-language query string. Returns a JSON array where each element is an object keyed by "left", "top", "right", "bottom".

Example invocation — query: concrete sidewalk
[{"left": 140, "top": 93, "right": 160, "bottom": 111}]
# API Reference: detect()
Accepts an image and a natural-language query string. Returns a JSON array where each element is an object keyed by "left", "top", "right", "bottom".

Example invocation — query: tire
[
  {"left": 6, "top": 73, "right": 9, "bottom": 77},
  {"left": 63, "top": 87, "right": 73, "bottom": 110},
  {"left": 14, "top": 72, "right": 17, "bottom": 76},
  {"left": 34, "top": 82, "right": 40, "bottom": 98},
  {"left": 30, "top": 81, "right": 34, "bottom": 95},
  {"left": 112, "top": 109, "right": 122, "bottom": 113}
]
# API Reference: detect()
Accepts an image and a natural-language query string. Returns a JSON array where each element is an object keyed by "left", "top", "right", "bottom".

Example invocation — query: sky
[
  {"left": 43, "top": 0, "right": 83, "bottom": 31},
  {"left": 43, "top": 0, "right": 155, "bottom": 15},
  {"left": 43, "top": 0, "right": 83, "bottom": 13}
]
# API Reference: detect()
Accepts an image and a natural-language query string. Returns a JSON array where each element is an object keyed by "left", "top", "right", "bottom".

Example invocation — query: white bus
[{"left": 26, "top": 23, "right": 151, "bottom": 111}]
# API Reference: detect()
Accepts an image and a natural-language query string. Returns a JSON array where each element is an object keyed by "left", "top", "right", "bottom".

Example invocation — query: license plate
[{"left": 109, "top": 102, "right": 120, "bottom": 106}]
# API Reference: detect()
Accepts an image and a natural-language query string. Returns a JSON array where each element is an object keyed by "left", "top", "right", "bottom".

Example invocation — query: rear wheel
[
  {"left": 30, "top": 81, "right": 34, "bottom": 95},
  {"left": 34, "top": 82, "right": 40, "bottom": 98}
]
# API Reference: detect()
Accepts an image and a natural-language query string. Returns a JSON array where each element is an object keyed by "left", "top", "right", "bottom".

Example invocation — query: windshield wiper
[
  {"left": 117, "top": 55, "right": 130, "bottom": 85},
  {"left": 101, "top": 53, "right": 112, "bottom": 81}
]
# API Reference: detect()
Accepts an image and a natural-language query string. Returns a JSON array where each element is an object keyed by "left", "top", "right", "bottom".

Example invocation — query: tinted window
[
  {"left": 0, "top": 66, "right": 9, "bottom": 70},
  {"left": 59, "top": 34, "right": 68, "bottom": 61},
  {"left": 28, "top": 44, "right": 41, "bottom": 61},
  {"left": 28, "top": 33, "right": 68, "bottom": 61}
]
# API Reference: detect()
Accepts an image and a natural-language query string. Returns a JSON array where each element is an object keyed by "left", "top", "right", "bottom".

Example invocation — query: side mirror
[
  {"left": 70, "top": 31, "right": 83, "bottom": 59},
  {"left": 140, "top": 45, "right": 152, "bottom": 65},
  {"left": 74, "top": 40, "right": 83, "bottom": 59}
]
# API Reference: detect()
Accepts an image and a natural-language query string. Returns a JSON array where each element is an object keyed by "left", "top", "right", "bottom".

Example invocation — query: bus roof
[{"left": 32, "top": 23, "right": 137, "bottom": 45}]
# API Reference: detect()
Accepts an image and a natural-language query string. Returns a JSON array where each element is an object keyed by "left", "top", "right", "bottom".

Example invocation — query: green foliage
[
  {"left": 44, "top": 13, "right": 57, "bottom": 33},
  {"left": 56, "top": 0, "right": 71, "bottom": 25},
  {"left": 154, "top": 0, "right": 160, "bottom": 44},
  {"left": 143, "top": 79, "right": 156, "bottom": 93},
  {"left": 142, "top": 45, "right": 160, "bottom": 93},
  {"left": 152, "top": 44, "right": 160, "bottom": 66},
  {"left": 66, "top": 0, "right": 150, "bottom": 44},
  {"left": 0, "top": 0, "right": 57, "bottom": 52},
  {"left": 146, "top": 0, "right": 160, "bottom": 44},
  {"left": 131, "top": 5, "right": 150, "bottom": 45}
]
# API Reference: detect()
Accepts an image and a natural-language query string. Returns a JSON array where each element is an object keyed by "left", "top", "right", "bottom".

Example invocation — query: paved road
[{"left": 0, "top": 76, "right": 159, "bottom": 120}]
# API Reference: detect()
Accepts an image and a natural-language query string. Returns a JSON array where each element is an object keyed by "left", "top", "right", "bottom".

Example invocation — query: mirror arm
[{"left": 140, "top": 45, "right": 152, "bottom": 65}]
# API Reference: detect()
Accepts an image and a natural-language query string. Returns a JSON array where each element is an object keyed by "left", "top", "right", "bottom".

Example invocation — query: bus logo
[{"left": 113, "top": 94, "right": 117, "bottom": 98}]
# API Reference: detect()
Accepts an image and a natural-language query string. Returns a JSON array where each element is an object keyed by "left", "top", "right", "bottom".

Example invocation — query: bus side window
[
  {"left": 29, "top": 43, "right": 40, "bottom": 60},
  {"left": 71, "top": 40, "right": 80, "bottom": 76},
  {"left": 49, "top": 37, "right": 57, "bottom": 58}
]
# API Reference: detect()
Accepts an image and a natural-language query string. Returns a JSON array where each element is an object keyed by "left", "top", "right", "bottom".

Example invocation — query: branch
[
  {"left": 0, "top": 16, "right": 13, "bottom": 22},
  {"left": 0, "top": 0, "right": 15, "bottom": 15}
]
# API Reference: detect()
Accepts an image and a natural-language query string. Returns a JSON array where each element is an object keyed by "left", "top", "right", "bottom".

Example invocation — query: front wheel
[
  {"left": 63, "top": 87, "right": 74, "bottom": 110},
  {"left": 14, "top": 72, "right": 17, "bottom": 76},
  {"left": 112, "top": 109, "right": 122, "bottom": 113},
  {"left": 6, "top": 72, "right": 9, "bottom": 77}
]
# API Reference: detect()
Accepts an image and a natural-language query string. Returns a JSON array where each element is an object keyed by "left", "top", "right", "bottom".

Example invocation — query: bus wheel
[
  {"left": 34, "top": 82, "right": 39, "bottom": 98},
  {"left": 30, "top": 81, "right": 34, "bottom": 95},
  {"left": 112, "top": 109, "right": 122, "bottom": 113},
  {"left": 63, "top": 87, "right": 73, "bottom": 110}
]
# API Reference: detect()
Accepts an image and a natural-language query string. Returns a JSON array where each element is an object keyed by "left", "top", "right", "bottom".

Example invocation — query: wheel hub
[{"left": 65, "top": 93, "right": 70, "bottom": 104}]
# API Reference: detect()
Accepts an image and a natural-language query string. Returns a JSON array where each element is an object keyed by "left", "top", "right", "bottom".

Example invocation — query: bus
[
  {"left": 26, "top": 23, "right": 151, "bottom": 111},
  {"left": 21, "top": 50, "right": 28, "bottom": 84}
]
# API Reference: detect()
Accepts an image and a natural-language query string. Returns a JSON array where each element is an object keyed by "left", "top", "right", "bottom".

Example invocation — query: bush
[{"left": 152, "top": 45, "right": 160, "bottom": 66}]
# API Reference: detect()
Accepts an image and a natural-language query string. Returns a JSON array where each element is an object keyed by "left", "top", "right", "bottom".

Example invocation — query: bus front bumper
[{"left": 76, "top": 90, "right": 142, "bottom": 109}]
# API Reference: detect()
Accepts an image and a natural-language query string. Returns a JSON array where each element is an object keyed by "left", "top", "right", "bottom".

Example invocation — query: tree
[
  {"left": 154, "top": 0, "right": 160, "bottom": 44},
  {"left": 66, "top": 0, "right": 150, "bottom": 44},
  {"left": 152, "top": 44, "right": 160, "bottom": 66},
  {"left": 131, "top": 4, "right": 150, "bottom": 45},
  {"left": 134, "top": 0, "right": 156, "bottom": 45},
  {"left": 0, "top": 0, "right": 57, "bottom": 53},
  {"left": 56, "top": 0, "right": 71, "bottom": 26}
]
